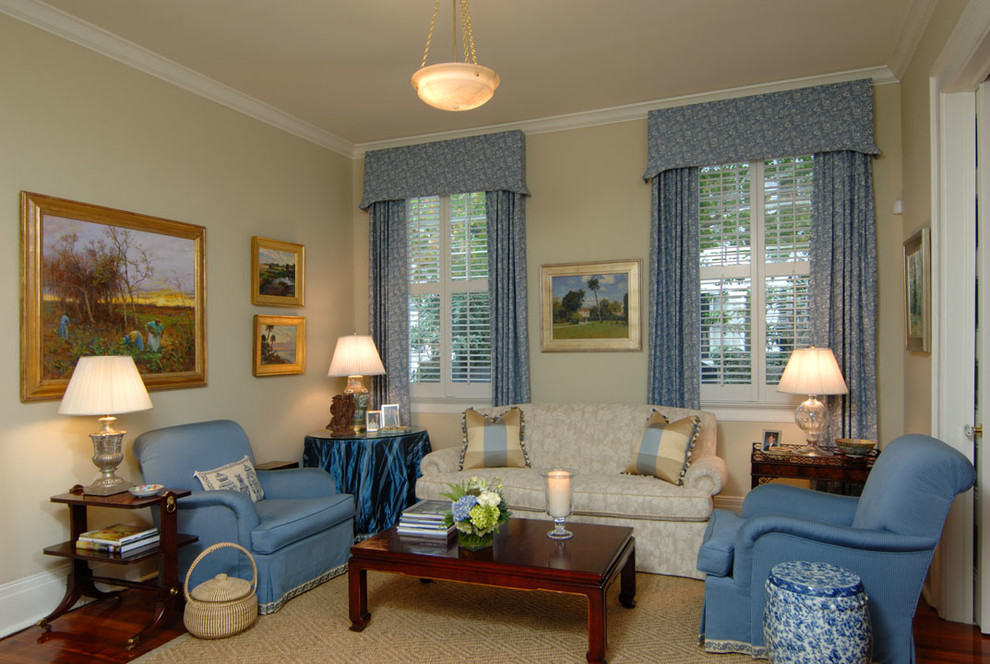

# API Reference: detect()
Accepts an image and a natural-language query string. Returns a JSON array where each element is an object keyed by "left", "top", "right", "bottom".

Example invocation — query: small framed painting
[
  {"left": 253, "top": 315, "right": 306, "bottom": 376},
  {"left": 540, "top": 259, "right": 642, "bottom": 352},
  {"left": 252, "top": 236, "right": 304, "bottom": 307},
  {"left": 903, "top": 227, "right": 931, "bottom": 352}
]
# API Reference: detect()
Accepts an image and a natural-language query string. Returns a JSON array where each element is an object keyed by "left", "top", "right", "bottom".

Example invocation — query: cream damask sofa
[{"left": 415, "top": 402, "right": 727, "bottom": 578}]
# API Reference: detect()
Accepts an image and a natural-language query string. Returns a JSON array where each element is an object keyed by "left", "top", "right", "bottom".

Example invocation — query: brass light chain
[
  {"left": 420, "top": 0, "right": 441, "bottom": 69},
  {"left": 419, "top": 0, "right": 480, "bottom": 68}
]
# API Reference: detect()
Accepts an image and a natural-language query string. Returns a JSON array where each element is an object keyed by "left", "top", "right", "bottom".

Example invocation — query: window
[
  {"left": 407, "top": 192, "right": 491, "bottom": 400},
  {"left": 699, "top": 156, "right": 812, "bottom": 403}
]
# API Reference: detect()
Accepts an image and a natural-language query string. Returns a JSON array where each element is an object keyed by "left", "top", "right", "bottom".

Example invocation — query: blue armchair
[
  {"left": 697, "top": 434, "right": 974, "bottom": 663},
  {"left": 133, "top": 420, "right": 355, "bottom": 614}
]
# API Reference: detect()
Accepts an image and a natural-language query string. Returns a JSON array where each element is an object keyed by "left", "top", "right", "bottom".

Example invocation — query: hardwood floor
[{"left": 0, "top": 591, "right": 988, "bottom": 663}]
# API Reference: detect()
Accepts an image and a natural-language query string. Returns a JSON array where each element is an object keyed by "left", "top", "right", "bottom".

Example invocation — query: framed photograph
[
  {"left": 253, "top": 315, "right": 306, "bottom": 376},
  {"left": 762, "top": 429, "right": 781, "bottom": 451},
  {"left": 251, "top": 236, "right": 304, "bottom": 307},
  {"left": 904, "top": 227, "right": 931, "bottom": 352},
  {"left": 366, "top": 410, "right": 382, "bottom": 433},
  {"left": 20, "top": 191, "right": 207, "bottom": 402},
  {"left": 540, "top": 259, "right": 642, "bottom": 352},
  {"left": 381, "top": 404, "right": 400, "bottom": 429}
]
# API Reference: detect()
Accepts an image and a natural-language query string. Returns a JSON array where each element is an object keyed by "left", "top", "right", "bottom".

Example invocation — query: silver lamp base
[{"left": 83, "top": 422, "right": 130, "bottom": 496}]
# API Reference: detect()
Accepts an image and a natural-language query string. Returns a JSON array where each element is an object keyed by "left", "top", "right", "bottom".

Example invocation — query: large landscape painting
[{"left": 20, "top": 192, "right": 206, "bottom": 401}]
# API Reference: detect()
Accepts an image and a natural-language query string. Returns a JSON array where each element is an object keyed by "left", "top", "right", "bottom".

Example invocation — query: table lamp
[
  {"left": 776, "top": 346, "right": 848, "bottom": 457},
  {"left": 327, "top": 334, "right": 385, "bottom": 433},
  {"left": 58, "top": 355, "right": 153, "bottom": 495}
]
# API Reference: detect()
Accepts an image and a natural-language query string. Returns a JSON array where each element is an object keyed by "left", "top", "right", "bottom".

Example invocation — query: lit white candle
[{"left": 546, "top": 470, "right": 571, "bottom": 517}]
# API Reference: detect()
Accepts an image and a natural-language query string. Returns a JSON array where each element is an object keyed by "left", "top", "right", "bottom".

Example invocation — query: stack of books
[
  {"left": 76, "top": 523, "right": 160, "bottom": 554},
  {"left": 396, "top": 499, "right": 455, "bottom": 539}
]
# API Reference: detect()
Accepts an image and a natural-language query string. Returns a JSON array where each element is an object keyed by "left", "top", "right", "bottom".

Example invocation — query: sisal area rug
[{"left": 135, "top": 571, "right": 752, "bottom": 663}]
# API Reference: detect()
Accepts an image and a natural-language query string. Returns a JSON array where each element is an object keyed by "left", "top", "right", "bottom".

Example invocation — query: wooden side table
[
  {"left": 750, "top": 444, "right": 878, "bottom": 495},
  {"left": 39, "top": 485, "right": 197, "bottom": 650},
  {"left": 303, "top": 428, "right": 432, "bottom": 537}
]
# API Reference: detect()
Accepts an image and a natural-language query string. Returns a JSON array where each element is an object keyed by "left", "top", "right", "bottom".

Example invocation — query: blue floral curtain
[
  {"left": 368, "top": 200, "right": 410, "bottom": 426},
  {"left": 362, "top": 131, "right": 530, "bottom": 408},
  {"left": 810, "top": 151, "right": 879, "bottom": 445},
  {"left": 487, "top": 190, "right": 530, "bottom": 405},
  {"left": 647, "top": 168, "right": 701, "bottom": 408},
  {"left": 643, "top": 79, "right": 880, "bottom": 409}
]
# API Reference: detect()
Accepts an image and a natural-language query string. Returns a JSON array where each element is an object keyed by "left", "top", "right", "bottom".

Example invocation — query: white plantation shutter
[
  {"left": 407, "top": 193, "right": 491, "bottom": 399},
  {"left": 700, "top": 158, "right": 812, "bottom": 403}
]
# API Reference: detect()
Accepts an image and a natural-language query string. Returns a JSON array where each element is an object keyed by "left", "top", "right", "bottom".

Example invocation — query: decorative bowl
[
  {"left": 835, "top": 438, "right": 877, "bottom": 457},
  {"left": 129, "top": 483, "right": 164, "bottom": 498}
]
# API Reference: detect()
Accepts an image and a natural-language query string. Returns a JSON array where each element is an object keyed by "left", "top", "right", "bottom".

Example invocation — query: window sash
[
  {"left": 407, "top": 194, "right": 491, "bottom": 401},
  {"left": 700, "top": 159, "right": 811, "bottom": 404}
]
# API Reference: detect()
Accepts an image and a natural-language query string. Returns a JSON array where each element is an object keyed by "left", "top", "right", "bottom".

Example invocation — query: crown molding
[
  {"left": 2, "top": 0, "right": 897, "bottom": 161},
  {"left": 887, "top": 0, "right": 937, "bottom": 79},
  {"left": 353, "top": 66, "right": 898, "bottom": 156},
  {"left": 0, "top": 0, "right": 356, "bottom": 157}
]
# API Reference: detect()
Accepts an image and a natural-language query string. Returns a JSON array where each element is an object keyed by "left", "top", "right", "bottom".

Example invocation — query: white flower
[{"left": 477, "top": 490, "right": 501, "bottom": 507}]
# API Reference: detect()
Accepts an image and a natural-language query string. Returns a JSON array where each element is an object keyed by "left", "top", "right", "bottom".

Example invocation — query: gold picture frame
[
  {"left": 540, "top": 259, "right": 642, "bottom": 352},
  {"left": 20, "top": 191, "right": 207, "bottom": 402},
  {"left": 903, "top": 227, "right": 931, "bottom": 353},
  {"left": 251, "top": 236, "right": 304, "bottom": 307},
  {"left": 254, "top": 315, "right": 306, "bottom": 376}
]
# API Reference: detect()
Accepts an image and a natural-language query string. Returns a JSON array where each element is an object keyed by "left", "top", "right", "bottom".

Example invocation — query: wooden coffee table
[{"left": 348, "top": 518, "right": 636, "bottom": 664}]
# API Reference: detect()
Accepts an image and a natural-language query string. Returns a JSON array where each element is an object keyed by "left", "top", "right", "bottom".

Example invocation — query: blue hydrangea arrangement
[{"left": 442, "top": 476, "right": 511, "bottom": 550}]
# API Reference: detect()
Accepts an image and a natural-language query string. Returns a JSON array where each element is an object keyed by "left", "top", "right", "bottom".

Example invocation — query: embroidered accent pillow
[
  {"left": 194, "top": 455, "right": 265, "bottom": 502},
  {"left": 625, "top": 412, "right": 701, "bottom": 485},
  {"left": 459, "top": 407, "right": 529, "bottom": 470}
]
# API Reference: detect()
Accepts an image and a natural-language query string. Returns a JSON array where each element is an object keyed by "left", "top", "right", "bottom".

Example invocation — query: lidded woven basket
[{"left": 183, "top": 542, "right": 258, "bottom": 639}]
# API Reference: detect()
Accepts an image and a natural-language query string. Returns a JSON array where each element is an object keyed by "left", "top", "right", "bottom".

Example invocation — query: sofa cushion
[
  {"left": 460, "top": 407, "right": 529, "bottom": 470},
  {"left": 251, "top": 494, "right": 355, "bottom": 554},
  {"left": 696, "top": 509, "right": 745, "bottom": 576},
  {"left": 625, "top": 414, "right": 700, "bottom": 485},
  {"left": 194, "top": 455, "right": 265, "bottom": 502}
]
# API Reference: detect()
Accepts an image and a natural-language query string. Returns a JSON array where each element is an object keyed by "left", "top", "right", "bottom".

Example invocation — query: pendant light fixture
[{"left": 411, "top": 0, "right": 499, "bottom": 111}]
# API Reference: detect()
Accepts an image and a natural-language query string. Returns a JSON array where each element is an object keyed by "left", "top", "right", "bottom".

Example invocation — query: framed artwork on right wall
[{"left": 903, "top": 226, "right": 931, "bottom": 353}]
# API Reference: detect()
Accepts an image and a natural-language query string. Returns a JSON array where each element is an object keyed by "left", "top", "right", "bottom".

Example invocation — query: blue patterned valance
[
  {"left": 643, "top": 79, "right": 881, "bottom": 180},
  {"left": 360, "top": 130, "right": 528, "bottom": 209}
]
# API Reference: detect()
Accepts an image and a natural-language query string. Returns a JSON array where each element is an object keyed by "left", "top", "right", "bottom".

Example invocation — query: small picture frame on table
[
  {"left": 366, "top": 410, "right": 382, "bottom": 433},
  {"left": 381, "top": 404, "right": 400, "bottom": 429},
  {"left": 762, "top": 430, "right": 781, "bottom": 451}
]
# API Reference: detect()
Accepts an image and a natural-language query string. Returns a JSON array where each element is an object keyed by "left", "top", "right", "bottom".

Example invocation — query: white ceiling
[{"left": 3, "top": 0, "right": 931, "bottom": 155}]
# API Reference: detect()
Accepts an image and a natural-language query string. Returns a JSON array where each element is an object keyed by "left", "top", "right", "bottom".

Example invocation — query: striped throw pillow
[
  {"left": 459, "top": 407, "right": 529, "bottom": 470},
  {"left": 625, "top": 412, "right": 701, "bottom": 485}
]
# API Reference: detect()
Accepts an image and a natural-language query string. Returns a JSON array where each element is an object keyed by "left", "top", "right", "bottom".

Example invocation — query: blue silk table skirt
[{"left": 303, "top": 428, "right": 432, "bottom": 538}]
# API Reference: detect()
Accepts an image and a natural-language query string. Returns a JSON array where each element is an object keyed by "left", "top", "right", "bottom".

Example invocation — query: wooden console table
[
  {"left": 39, "top": 486, "right": 197, "bottom": 650},
  {"left": 750, "top": 444, "right": 878, "bottom": 495}
]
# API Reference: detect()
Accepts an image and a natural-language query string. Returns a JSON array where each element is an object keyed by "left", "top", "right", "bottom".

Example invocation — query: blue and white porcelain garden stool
[{"left": 763, "top": 561, "right": 872, "bottom": 664}]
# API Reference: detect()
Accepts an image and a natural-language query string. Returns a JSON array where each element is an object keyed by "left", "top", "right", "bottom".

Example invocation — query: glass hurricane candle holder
[{"left": 540, "top": 468, "right": 578, "bottom": 540}]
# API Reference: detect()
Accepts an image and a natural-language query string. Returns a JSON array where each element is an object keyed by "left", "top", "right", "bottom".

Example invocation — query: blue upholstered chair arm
[
  {"left": 179, "top": 490, "right": 261, "bottom": 544},
  {"left": 741, "top": 483, "right": 858, "bottom": 525},
  {"left": 258, "top": 468, "right": 338, "bottom": 499}
]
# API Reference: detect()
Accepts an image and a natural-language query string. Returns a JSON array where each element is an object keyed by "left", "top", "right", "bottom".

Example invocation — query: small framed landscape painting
[
  {"left": 252, "top": 236, "right": 304, "bottom": 307},
  {"left": 19, "top": 191, "right": 207, "bottom": 402},
  {"left": 540, "top": 259, "right": 642, "bottom": 352},
  {"left": 253, "top": 315, "right": 306, "bottom": 376},
  {"left": 903, "top": 227, "right": 930, "bottom": 353}
]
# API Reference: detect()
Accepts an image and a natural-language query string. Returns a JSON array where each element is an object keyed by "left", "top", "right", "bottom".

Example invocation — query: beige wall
[
  {"left": 898, "top": 0, "right": 970, "bottom": 436},
  {"left": 359, "top": 83, "right": 905, "bottom": 503},
  {"left": 0, "top": 14, "right": 355, "bottom": 589}
]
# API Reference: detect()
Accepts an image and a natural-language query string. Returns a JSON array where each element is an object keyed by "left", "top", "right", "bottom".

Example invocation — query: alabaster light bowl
[{"left": 835, "top": 438, "right": 877, "bottom": 457}]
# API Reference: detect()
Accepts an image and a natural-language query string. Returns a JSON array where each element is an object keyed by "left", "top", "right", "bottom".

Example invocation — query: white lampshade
[
  {"left": 327, "top": 335, "right": 386, "bottom": 377},
  {"left": 411, "top": 62, "right": 500, "bottom": 111},
  {"left": 777, "top": 347, "right": 849, "bottom": 396},
  {"left": 58, "top": 355, "right": 153, "bottom": 416}
]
